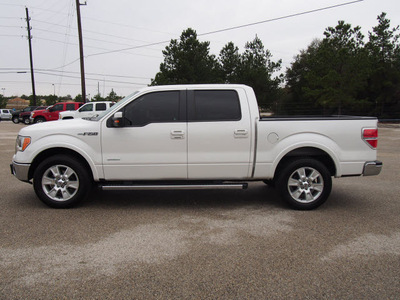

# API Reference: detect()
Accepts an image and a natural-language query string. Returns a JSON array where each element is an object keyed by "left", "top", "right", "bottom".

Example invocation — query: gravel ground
[{"left": 0, "top": 121, "right": 399, "bottom": 299}]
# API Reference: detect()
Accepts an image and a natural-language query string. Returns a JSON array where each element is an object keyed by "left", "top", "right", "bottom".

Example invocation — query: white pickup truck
[
  {"left": 11, "top": 84, "right": 382, "bottom": 209},
  {"left": 59, "top": 101, "right": 114, "bottom": 120}
]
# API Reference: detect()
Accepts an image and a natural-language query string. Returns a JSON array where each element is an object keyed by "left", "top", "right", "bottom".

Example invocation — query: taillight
[{"left": 362, "top": 128, "right": 378, "bottom": 149}]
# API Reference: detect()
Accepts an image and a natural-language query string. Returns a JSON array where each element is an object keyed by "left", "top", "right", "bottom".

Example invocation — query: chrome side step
[{"left": 101, "top": 183, "right": 248, "bottom": 191}]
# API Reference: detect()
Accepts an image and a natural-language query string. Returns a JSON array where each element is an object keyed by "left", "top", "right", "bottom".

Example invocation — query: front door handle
[{"left": 171, "top": 130, "right": 185, "bottom": 139}]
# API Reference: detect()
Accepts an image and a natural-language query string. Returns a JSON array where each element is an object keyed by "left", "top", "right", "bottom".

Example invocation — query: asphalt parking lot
[{"left": 0, "top": 121, "right": 399, "bottom": 299}]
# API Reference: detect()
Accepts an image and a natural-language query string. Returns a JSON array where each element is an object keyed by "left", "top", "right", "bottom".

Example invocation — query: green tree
[
  {"left": 219, "top": 42, "right": 241, "bottom": 83},
  {"left": 238, "top": 36, "right": 282, "bottom": 110},
  {"left": 310, "top": 21, "right": 369, "bottom": 114},
  {"left": 0, "top": 94, "right": 7, "bottom": 108},
  {"left": 286, "top": 21, "right": 370, "bottom": 115},
  {"left": 74, "top": 94, "right": 83, "bottom": 102},
  {"left": 151, "top": 28, "right": 219, "bottom": 85},
  {"left": 285, "top": 39, "right": 323, "bottom": 114},
  {"left": 105, "top": 89, "right": 119, "bottom": 102},
  {"left": 366, "top": 12, "right": 400, "bottom": 117},
  {"left": 92, "top": 93, "right": 105, "bottom": 102},
  {"left": 45, "top": 95, "right": 58, "bottom": 106}
]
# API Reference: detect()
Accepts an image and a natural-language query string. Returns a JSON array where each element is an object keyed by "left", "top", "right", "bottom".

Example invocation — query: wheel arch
[
  {"left": 273, "top": 147, "right": 337, "bottom": 180},
  {"left": 28, "top": 147, "right": 94, "bottom": 182},
  {"left": 34, "top": 116, "right": 46, "bottom": 123}
]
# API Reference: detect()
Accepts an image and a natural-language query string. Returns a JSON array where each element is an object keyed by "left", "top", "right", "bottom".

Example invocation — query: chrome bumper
[
  {"left": 363, "top": 161, "right": 383, "bottom": 176},
  {"left": 10, "top": 161, "right": 31, "bottom": 182}
]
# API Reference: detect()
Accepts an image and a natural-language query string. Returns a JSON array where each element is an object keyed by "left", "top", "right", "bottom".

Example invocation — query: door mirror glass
[{"left": 113, "top": 111, "right": 123, "bottom": 127}]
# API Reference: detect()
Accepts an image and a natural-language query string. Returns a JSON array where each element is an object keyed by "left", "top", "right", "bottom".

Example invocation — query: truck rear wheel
[
  {"left": 33, "top": 155, "right": 92, "bottom": 208},
  {"left": 276, "top": 158, "right": 332, "bottom": 210},
  {"left": 12, "top": 116, "right": 19, "bottom": 124}
]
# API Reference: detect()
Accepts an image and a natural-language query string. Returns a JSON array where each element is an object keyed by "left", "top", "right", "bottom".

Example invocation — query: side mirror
[{"left": 112, "top": 111, "right": 123, "bottom": 127}]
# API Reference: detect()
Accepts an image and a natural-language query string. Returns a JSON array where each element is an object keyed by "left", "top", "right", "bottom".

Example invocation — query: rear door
[{"left": 187, "top": 88, "right": 252, "bottom": 179}]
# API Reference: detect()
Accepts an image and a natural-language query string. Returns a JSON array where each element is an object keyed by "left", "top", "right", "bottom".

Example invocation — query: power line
[
  {"left": 57, "top": 0, "right": 75, "bottom": 97},
  {"left": 27, "top": 4, "right": 174, "bottom": 37},
  {"left": 38, "top": 69, "right": 151, "bottom": 80},
  {"left": 0, "top": 67, "right": 151, "bottom": 80},
  {"left": 32, "top": 19, "right": 165, "bottom": 51},
  {"left": 198, "top": 0, "right": 365, "bottom": 37},
  {"left": 0, "top": 25, "right": 21, "bottom": 28},
  {"left": 33, "top": 35, "right": 162, "bottom": 59},
  {"left": 35, "top": 71, "right": 147, "bottom": 85},
  {"left": 32, "top": 27, "right": 163, "bottom": 52},
  {"left": 85, "top": 0, "right": 365, "bottom": 58}
]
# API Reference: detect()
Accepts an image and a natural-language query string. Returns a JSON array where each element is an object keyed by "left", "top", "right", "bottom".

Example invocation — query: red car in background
[
  {"left": 17, "top": 106, "right": 47, "bottom": 124},
  {"left": 30, "top": 102, "right": 83, "bottom": 123}
]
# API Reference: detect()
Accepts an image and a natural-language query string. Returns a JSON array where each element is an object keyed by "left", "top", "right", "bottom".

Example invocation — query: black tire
[
  {"left": 276, "top": 158, "right": 332, "bottom": 210},
  {"left": 23, "top": 117, "right": 30, "bottom": 125},
  {"left": 12, "top": 116, "right": 19, "bottom": 124},
  {"left": 33, "top": 155, "right": 92, "bottom": 208},
  {"left": 34, "top": 117, "right": 45, "bottom": 123},
  {"left": 262, "top": 179, "right": 275, "bottom": 187}
]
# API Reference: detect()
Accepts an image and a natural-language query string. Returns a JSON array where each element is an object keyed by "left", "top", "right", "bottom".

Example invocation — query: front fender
[{"left": 17, "top": 134, "right": 103, "bottom": 181}]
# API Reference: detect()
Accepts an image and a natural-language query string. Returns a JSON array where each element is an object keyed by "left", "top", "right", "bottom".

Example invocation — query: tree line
[
  {"left": 0, "top": 89, "right": 122, "bottom": 108},
  {"left": 152, "top": 13, "right": 400, "bottom": 118}
]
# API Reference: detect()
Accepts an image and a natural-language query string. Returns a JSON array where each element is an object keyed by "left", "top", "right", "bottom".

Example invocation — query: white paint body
[{"left": 13, "top": 84, "right": 379, "bottom": 182}]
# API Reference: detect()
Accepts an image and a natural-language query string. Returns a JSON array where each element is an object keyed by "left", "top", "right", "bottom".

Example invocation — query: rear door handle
[
  {"left": 234, "top": 129, "right": 248, "bottom": 138},
  {"left": 171, "top": 130, "right": 185, "bottom": 139}
]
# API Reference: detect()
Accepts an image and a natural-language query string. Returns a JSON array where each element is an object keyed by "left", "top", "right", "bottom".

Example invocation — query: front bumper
[
  {"left": 362, "top": 161, "right": 383, "bottom": 176},
  {"left": 10, "top": 161, "right": 31, "bottom": 182}
]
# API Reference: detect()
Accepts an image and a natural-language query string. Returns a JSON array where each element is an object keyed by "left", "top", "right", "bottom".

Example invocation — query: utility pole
[
  {"left": 25, "top": 7, "right": 36, "bottom": 106},
  {"left": 76, "top": 0, "right": 86, "bottom": 102}
]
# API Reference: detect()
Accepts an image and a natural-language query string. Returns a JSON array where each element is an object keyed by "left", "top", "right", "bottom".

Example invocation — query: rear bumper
[
  {"left": 363, "top": 161, "right": 383, "bottom": 176},
  {"left": 10, "top": 161, "right": 31, "bottom": 182}
]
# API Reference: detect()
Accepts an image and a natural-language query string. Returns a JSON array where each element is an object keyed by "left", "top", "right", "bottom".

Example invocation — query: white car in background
[
  {"left": 0, "top": 109, "right": 12, "bottom": 120},
  {"left": 59, "top": 101, "right": 115, "bottom": 120}
]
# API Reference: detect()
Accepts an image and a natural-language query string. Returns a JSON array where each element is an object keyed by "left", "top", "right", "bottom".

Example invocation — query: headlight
[{"left": 15, "top": 135, "right": 31, "bottom": 153}]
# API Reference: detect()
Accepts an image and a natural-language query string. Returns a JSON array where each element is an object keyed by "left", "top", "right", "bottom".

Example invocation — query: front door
[
  {"left": 101, "top": 90, "right": 187, "bottom": 180},
  {"left": 78, "top": 103, "right": 94, "bottom": 119},
  {"left": 47, "top": 103, "right": 64, "bottom": 121}
]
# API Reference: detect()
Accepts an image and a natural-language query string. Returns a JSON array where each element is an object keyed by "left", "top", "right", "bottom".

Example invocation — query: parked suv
[
  {"left": 30, "top": 102, "right": 83, "bottom": 123},
  {"left": 59, "top": 101, "right": 115, "bottom": 120},
  {"left": 0, "top": 109, "right": 12, "bottom": 120},
  {"left": 12, "top": 106, "right": 36, "bottom": 124},
  {"left": 18, "top": 106, "right": 47, "bottom": 124}
]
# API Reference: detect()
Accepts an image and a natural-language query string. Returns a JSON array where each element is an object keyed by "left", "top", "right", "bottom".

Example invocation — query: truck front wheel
[
  {"left": 33, "top": 155, "right": 92, "bottom": 208},
  {"left": 34, "top": 117, "right": 45, "bottom": 123},
  {"left": 276, "top": 158, "right": 332, "bottom": 210}
]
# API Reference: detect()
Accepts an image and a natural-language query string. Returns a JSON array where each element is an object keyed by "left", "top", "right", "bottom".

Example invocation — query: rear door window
[
  {"left": 189, "top": 90, "right": 241, "bottom": 122},
  {"left": 95, "top": 103, "right": 107, "bottom": 111},
  {"left": 66, "top": 103, "right": 76, "bottom": 111}
]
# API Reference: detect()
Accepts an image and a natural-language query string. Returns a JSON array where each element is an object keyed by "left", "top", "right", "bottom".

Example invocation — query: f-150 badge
[{"left": 78, "top": 132, "right": 98, "bottom": 136}]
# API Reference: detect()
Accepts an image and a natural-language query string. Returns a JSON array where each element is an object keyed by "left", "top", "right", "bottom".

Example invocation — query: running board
[{"left": 101, "top": 183, "right": 248, "bottom": 191}]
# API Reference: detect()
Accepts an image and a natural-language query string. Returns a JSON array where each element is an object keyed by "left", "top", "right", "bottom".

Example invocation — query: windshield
[{"left": 90, "top": 91, "right": 139, "bottom": 121}]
